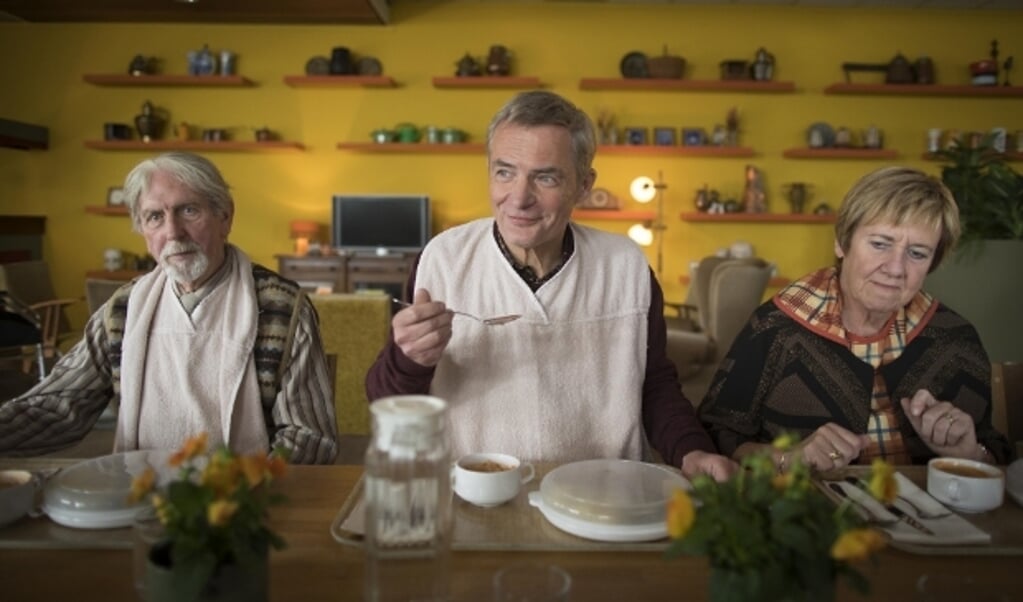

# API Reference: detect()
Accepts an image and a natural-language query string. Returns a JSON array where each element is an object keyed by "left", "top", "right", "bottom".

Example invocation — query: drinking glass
[{"left": 493, "top": 563, "right": 571, "bottom": 602}]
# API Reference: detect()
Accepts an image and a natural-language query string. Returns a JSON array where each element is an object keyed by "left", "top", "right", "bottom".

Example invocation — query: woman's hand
[
  {"left": 791, "top": 423, "right": 869, "bottom": 472},
  {"left": 899, "top": 389, "right": 980, "bottom": 459}
]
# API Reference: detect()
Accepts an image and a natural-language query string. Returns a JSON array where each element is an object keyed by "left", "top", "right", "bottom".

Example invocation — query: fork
[
  {"left": 844, "top": 476, "right": 949, "bottom": 519},
  {"left": 391, "top": 298, "right": 521, "bottom": 326}
]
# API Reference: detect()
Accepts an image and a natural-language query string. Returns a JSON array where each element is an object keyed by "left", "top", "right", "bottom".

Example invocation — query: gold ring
[{"left": 828, "top": 450, "right": 842, "bottom": 461}]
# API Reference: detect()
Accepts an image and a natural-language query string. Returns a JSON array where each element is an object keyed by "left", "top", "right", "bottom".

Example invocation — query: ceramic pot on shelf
[{"left": 134, "top": 100, "right": 165, "bottom": 143}]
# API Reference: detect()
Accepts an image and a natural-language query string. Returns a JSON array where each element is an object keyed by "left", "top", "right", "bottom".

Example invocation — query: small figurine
[
  {"left": 486, "top": 45, "right": 511, "bottom": 76},
  {"left": 751, "top": 47, "right": 774, "bottom": 81},
  {"left": 742, "top": 165, "right": 767, "bottom": 213},
  {"left": 128, "top": 54, "right": 152, "bottom": 76},
  {"left": 455, "top": 53, "right": 482, "bottom": 77},
  {"left": 725, "top": 108, "right": 740, "bottom": 146}
]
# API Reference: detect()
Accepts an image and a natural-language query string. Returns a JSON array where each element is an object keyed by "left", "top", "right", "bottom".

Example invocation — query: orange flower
[
  {"left": 830, "top": 528, "right": 886, "bottom": 561},
  {"left": 868, "top": 458, "right": 898, "bottom": 505},
  {"left": 239, "top": 455, "right": 269, "bottom": 488},
  {"left": 267, "top": 455, "right": 287, "bottom": 479},
  {"left": 169, "top": 433, "right": 209, "bottom": 467},
  {"left": 666, "top": 489, "right": 695, "bottom": 540},
  {"left": 129, "top": 467, "right": 156, "bottom": 502},
  {"left": 207, "top": 499, "right": 239, "bottom": 527}
]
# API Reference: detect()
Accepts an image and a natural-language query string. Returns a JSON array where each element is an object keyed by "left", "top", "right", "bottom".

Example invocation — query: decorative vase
[
  {"left": 145, "top": 541, "right": 268, "bottom": 602},
  {"left": 709, "top": 566, "right": 834, "bottom": 602},
  {"left": 134, "top": 100, "right": 165, "bottom": 143}
]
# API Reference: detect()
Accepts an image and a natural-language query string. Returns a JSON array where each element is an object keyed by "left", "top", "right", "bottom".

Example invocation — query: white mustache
[{"left": 160, "top": 241, "right": 201, "bottom": 261}]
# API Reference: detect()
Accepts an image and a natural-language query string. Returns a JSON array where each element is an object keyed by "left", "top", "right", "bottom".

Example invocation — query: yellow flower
[
  {"left": 868, "top": 458, "right": 898, "bottom": 505},
  {"left": 666, "top": 489, "right": 695, "bottom": 540},
  {"left": 207, "top": 499, "right": 239, "bottom": 527},
  {"left": 772, "top": 471, "right": 794, "bottom": 491},
  {"left": 201, "top": 454, "right": 241, "bottom": 498},
  {"left": 772, "top": 433, "right": 796, "bottom": 451},
  {"left": 169, "top": 432, "right": 209, "bottom": 467},
  {"left": 831, "top": 528, "right": 886, "bottom": 561},
  {"left": 128, "top": 467, "right": 156, "bottom": 502},
  {"left": 152, "top": 494, "right": 171, "bottom": 525}
]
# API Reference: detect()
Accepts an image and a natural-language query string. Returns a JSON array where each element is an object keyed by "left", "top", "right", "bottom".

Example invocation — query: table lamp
[
  {"left": 289, "top": 220, "right": 320, "bottom": 256},
  {"left": 627, "top": 172, "right": 667, "bottom": 278}
]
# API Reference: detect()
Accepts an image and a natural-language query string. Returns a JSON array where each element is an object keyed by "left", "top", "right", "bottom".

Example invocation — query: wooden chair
[
  {"left": 0, "top": 261, "right": 81, "bottom": 377},
  {"left": 992, "top": 362, "right": 1023, "bottom": 459},
  {"left": 85, "top": 278, "right": 126, "bottom": 314}
]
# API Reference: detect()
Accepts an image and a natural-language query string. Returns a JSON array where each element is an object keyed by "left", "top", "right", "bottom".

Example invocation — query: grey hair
[
  {"left": 122, "top": 152, "right": 234, "bottom": 232},
  {"left": 485, "top": 90, "right": 596, "bottom": 185}
]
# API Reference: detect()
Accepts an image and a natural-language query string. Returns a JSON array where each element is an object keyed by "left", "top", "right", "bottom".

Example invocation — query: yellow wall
[{"left": 1, "top": 1, "right": 1020, "bottom": 333}]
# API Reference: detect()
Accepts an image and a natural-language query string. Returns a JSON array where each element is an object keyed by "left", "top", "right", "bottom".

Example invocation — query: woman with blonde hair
[{"left": 699, "top": 166, "right": 1012, "bottom": 470}]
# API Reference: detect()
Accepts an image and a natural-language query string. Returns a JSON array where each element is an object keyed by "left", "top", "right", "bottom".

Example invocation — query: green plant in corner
[{"left": 936, "top": 136, "right": 1023, "bottom": 249}]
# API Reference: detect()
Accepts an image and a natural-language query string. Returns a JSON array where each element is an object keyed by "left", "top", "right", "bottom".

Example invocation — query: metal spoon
[{"left": 391, "top": 298, "right": 521, "bottom": 326}]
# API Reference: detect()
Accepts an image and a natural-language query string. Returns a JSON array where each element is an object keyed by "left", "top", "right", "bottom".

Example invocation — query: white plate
[
  {"left": 529, "top": 491, "right": 669, "bottom": 542},
  {"left": 1006, "top": 458, "right": 1023, "bottom": 507},
  {"left": 43, "top": 449, "right": 174, "bottom": 529},
  {"left": 528, "top": 459, "right": 691, "bottom": 542}
]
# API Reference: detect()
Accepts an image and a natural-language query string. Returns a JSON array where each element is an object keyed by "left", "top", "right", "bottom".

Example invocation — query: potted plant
[
  {"left": 926, "top": 137, "right": 1023, "bottom": 362},
  {"left": 665, "top": 435, "right": 893, "bottom": 602},
  {"left": 130, "top": 434, "right": 289, "bottom": 602}
]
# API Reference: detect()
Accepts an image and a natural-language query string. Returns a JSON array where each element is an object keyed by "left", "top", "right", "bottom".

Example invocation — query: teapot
[
  {"left": 455, "top": 53, "right": 481, "bottom": 77},
  {"left": 394, "top": 123, "right": 421, "bottom": 143}
]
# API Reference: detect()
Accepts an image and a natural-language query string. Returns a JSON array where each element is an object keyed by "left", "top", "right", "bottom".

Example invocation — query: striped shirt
[{"left": 0, "top": 266, "right": 338, "bottom": 464}]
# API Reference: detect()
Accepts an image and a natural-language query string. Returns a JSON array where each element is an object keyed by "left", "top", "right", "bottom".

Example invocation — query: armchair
[{"left": 666, "top": 257, "right": 773, "bottom": 405}]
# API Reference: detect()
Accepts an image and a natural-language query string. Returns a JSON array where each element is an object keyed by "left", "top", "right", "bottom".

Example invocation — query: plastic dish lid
[
  {"left": 43, "top": 449, "right": 174, "bottom": 529},
  {"left": 528, "top": 459, "right": 691, "bottom": 542}
]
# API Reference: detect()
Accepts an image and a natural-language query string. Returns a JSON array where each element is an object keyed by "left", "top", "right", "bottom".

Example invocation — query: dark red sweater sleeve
[
  {"left": 364, "top": 256, "right": 435, "bottom": 400},
  {"left": 642, "top": 270, "right": 718, "bottom": 466}
]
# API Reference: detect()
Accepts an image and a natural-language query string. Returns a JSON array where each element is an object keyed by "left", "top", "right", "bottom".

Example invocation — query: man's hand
[
  {"left": 681, "top": 450, "right": 739, "bottom": 482},
  {"left": 392, "top": 288, "right": 453, "bottom": 367},
  {"left": 900, "top": 389, "right": 980, "bottom": 459}
]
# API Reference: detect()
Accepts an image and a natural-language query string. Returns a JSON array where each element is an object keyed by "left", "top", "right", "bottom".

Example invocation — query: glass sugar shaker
[{"left": 363, "top": 395, "right": 451, "bottom": 602}]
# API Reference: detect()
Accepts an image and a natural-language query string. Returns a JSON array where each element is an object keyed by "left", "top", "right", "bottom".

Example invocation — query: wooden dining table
[{"left": 0, "top": 458, "right": 1019, "bottom": 601}]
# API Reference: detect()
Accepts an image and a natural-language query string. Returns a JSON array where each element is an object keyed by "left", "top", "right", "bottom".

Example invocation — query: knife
[{"left": 839, "top": 478, "right": 935, "bottom": 536}]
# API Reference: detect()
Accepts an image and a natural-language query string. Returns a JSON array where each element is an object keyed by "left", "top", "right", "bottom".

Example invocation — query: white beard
[{"left": 160, "top": 241, "right": 210, "bottom": 285}]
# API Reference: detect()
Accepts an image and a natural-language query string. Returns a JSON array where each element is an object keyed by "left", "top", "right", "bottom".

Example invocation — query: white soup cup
[
  {"left": 453, "top": 452, "right": 535, "bottom": 508},
  {"left": 927, "top": 457, "right": 1004, "bottom": 513}
]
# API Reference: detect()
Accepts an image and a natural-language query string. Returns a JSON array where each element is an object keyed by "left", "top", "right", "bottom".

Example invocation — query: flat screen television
[{"left": 331, "top": 194, "right": 431, "bottom": 255}]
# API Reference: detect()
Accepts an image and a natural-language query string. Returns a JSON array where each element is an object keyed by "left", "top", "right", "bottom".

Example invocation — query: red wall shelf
[
  {"left": 680, "top": 212, "right": 836, "bottom": 224},
  {"left": 85, "top": 140, "right": 304, "bottom": 151},
  {"left": 336, "top": 142, "right": 483, "bottom": 153},
  {"left": 598, "top": 145, "right": 755, "bottom": 158},
  {"left": 782, "top": 148, "right": 898, "bottom": 159},
  {"left": 579, "top": 78, "right": 796, "bottom": 92},
  {"left": 282, "top": 75, "right": 397, "bottom": 88},
  {"left": 573, "top": 210, "right": 656, "bottom": 221},
  {"left": 83, "top": 74, "right": 254, "bottom": 86},
  {"left": 431, "top": 76, "right": 542, "bottom": 89},
  {"left": 823, "top": 83, "right": 1023, "bottom": 97}
]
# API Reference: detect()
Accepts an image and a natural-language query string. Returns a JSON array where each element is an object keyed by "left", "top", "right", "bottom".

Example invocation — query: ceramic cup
[
  {"left": 927, "top": 457, "right": 1004, "bottom": 513},
  {"left": 0, "top": 469, "right": 36, "bottom": 528},
  {"left": 453, "top": 453, "right": 535, "bottom": 508}
]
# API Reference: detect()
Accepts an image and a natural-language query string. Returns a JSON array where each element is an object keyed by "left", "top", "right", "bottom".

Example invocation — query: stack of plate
[
  {"left": 528, "top": 459, "right": 691, "bottom": 542},
  {"left": 43, "top": 450, "right": 173, "bottom": 529}
]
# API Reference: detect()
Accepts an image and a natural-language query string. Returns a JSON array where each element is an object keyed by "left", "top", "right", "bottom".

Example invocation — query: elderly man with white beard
[{"left": 0, "top": 152, "right": 338, "bottom": 464}]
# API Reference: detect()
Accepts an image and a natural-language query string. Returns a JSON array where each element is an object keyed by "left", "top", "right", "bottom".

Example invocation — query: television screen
[{"left": 331, "top": 194, "right": 431, "bottom": 255}]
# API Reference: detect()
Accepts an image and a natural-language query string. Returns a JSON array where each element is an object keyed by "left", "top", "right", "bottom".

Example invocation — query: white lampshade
[
  {"left": 628, "top": 223, "right": 654, "bottom": 247},
  {"left": 630, "top": 176, "right": 657, "bottom": 204}
]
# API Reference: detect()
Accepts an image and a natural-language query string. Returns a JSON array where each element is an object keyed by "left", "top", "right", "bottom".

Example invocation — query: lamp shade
[
  {"left": 628, "top": 223, "right": 654, "bottom": 247},
  {"left": 289, "top": 220, "right": 320, "bottom": 239},
  {"left": 630, "top": 176, "right": 657, "bottom": 204}
]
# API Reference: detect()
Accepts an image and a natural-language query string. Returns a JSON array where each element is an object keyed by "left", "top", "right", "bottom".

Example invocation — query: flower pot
[
  {"left": 145, "top": 541, "right": 268, "bottom": 602},
  {"left": 709, "top": 566, "right": 834, "bottom": 602}
]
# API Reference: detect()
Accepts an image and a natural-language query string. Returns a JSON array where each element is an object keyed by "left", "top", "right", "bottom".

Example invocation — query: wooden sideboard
[{"left": 276, "top": 253, "right": 414, "bottom": 298}]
